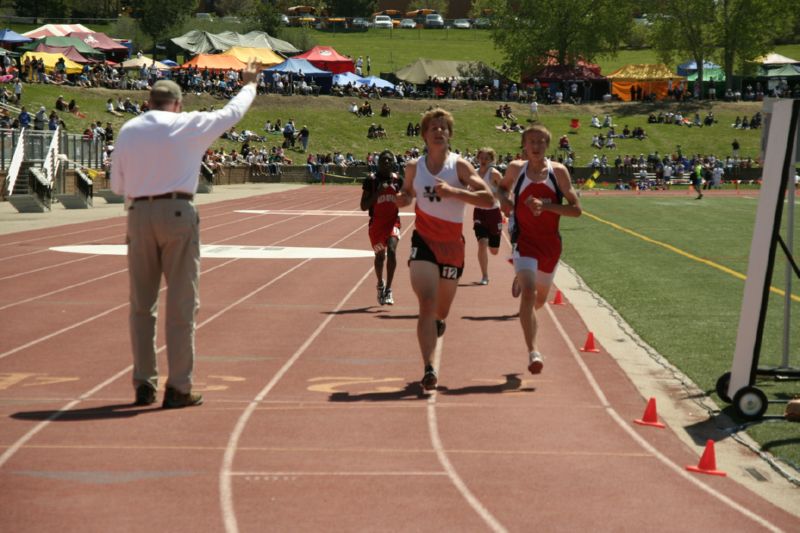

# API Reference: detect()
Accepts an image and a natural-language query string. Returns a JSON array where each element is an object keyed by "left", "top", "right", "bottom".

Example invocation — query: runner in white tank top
[
  {"left": 472, "top": 147, "right": 503, "bottom": 285},
  {"left": 396, "top": 109, "right": 495, "bottom": 391}
]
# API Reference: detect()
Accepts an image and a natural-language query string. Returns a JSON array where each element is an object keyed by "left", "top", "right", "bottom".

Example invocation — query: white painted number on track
[{"left": 307, "top": 376, "right": 405, "bottom": 394}]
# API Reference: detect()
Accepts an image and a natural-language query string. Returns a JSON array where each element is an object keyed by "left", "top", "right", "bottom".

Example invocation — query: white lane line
[
  {"left": 0, "top": 198, "right": 356, "bottom": 353},
  {"left": 219, "top": 248, "right": 373, "bottom": 533},
  {"left": 427, "top": 342, "right": 508, "bottom": 533},
  {"left": 544, "top": 303, "right": 784, "bottom": 533},
  {"left": 0, "top": 195, "right": 361, "bottom": 474},
  {"left": 0, "top": 367, "right": 131, "bottom": 468},
  {"left": 232, "top": 471, "right": 446, "bottom": 477}
]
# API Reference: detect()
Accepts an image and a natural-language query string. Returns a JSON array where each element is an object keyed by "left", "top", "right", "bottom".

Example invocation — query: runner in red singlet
[
  {"left": 396, "top": 109, "right": 495, "bottom": 390},
  {"left": 498, "top": 125, "right": 582, "bottom": 375},
  {"left": 360, "top": 150, "right": 403, "bottom": 305},
  {"left": 472, "top": 147, "right": 503, "bottom": 285}
]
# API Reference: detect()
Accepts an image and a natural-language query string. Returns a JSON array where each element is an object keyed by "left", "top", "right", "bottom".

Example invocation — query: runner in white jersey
[
  {"left": 396, "top": 108, "right": 495, "bottom": 391},
  {"left": 472, "top": 147, "right": 503, "bottom": 285}
]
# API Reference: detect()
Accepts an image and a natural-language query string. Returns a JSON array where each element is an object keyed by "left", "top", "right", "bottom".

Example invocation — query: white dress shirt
[{"left": 111, "top": 84, "right": 256, "bottom": 198}]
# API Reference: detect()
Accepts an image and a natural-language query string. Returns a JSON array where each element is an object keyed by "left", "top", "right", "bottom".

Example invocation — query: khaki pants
[{"left": 127, "top": 198, "right": 199, "bottom": 394}]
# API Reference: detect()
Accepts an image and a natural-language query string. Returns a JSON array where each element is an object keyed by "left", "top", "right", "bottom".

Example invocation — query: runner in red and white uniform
[
  {"left": 360, "top": 150, "right": 403, "bottom": 305},
  {"left": 396, "top": 109, "right": 495, "bottom": 390},
  {"left": 472, "top": 147, "right": 503, "bottom": 285},
  {"left": 498, "top": 125, "right": 582, "bottom": 375}
]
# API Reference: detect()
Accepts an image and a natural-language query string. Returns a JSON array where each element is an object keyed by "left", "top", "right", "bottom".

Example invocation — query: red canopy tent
[
  {"left": 68, "top": 31, "right": 129, "bottom": 62},
  {"left": 33, "top": 44, "right": 93, "bottom": 64},
  {"left": 294, "top": 46, "right": 353, "bottom": 74}
]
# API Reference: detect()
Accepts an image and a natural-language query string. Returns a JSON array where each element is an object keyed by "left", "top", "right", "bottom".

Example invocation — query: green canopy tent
[{"left": 19, "top": 36, "right": 105, "bottom": 59}]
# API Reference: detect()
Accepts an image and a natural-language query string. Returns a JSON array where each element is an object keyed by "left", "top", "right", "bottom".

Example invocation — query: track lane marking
[{"left": 544, "top": 302, "right": 784, "bottom": 533}]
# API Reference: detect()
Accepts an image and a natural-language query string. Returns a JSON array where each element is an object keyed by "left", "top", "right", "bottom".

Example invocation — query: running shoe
[
  {"left": 479, "top": 276, "right": 489, "bottom": 285},
  {"left": 383, "top": 287, "right": 394, "bottom": 305},
  {"left": 436, "top": 319, "right": 446, "bottom": 337},
  {"left": 528, "top": 351, "right": 544, "bottom": 375},
  {"left": 421, "top": 365, "right": 438, "bottom": 391},
  {"left": 377, "top": 280, "right": 385, "bottom": 305},
  {"left": 511, "top": 277, "right": 521, "bottom": 298}
]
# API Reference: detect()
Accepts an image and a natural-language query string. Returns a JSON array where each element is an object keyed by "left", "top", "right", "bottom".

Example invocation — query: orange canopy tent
[
  {"left": 180, "top": 53, "right": 245, "bottom": 71},
  {"left": 606, "top": 64, "right": 685, "bottom": 102},
  {"left": 221, "top": 46, "right": 283, "bottom": 67}
]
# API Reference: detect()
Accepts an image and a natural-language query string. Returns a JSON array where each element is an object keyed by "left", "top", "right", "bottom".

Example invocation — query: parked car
[
  {"left": 351, "top": 17, "right": 370, "bottom": 28},
  {"left": 195, "top": 12, "right": 214, "bottom": 22},
  {"left": 399, "top": 18, "right": 416, "bottom": 29},
  {"left": 280, "top": 14, "right": 290, "bottom": 26},
  {"left": 372, "top": 15, "right": 393, "bottom": 28},
  {"left": 473, "top": 17, "right": 491, "bottom": 28},
  {"left": 222, "top": 16, "right": 241, "bottom": 24},
  {"left": 424, "top": 13, "right": 444, "bottom": 28},
  {"left": 452, "top": 18, "right": 471, "bottom": 29}
]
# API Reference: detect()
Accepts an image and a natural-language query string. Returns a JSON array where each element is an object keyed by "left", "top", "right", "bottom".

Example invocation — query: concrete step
[{"left": 8, "top": 193, "right": 49, "bottom": 213}]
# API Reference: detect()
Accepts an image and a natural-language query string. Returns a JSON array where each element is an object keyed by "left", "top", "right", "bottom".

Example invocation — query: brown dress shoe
[
  {"left": 134, "top": 384, "right": 157, "bottom": 406},
  {"left": 162, "top": 387, "right": 203, "bottom": 409}
]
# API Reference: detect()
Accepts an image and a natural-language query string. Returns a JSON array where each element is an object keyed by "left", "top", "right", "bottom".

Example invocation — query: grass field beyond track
[{"left": 561, "top": 193, "right": 800, "bottom": 472}]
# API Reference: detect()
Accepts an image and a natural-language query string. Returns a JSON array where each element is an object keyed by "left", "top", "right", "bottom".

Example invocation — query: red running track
[{"left": 0, "top": 186, "right": 796, "bottom": 532}]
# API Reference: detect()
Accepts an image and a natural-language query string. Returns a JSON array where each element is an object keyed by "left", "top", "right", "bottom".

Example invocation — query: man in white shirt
[{"left": 111, "top": 60, "right": 259, "bottom": 409}]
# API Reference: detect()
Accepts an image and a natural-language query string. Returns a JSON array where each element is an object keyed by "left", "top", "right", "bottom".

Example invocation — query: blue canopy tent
[
  {"left": 0, "top": 28, "right": 32, "bottom": 44},
  {"left": 677, "top": 60, "right": 721, "bottom": 77},
  {"left": 265, "top": 58, "right": 333, "bottom": 93},
  {"left": 160, "top": 59, "right": 178, "bottom": 67},
  {"left": 358, "top": 76, "right": 395, "bottom": 90},
  {"left": 333, "top": 71, "right": 363, "bottom": 87}
]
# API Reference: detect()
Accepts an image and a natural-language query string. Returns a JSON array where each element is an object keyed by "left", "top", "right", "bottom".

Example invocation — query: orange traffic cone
[
  {"left": 550, "top": 290, "right": 565, "bottom": 305},
  {"left": 634, "top": 397, "right": 665, "bottom": 428},
  {"left": 581, "top": 332, "right": 600, "bottom": 353},
  {"left": 686, "top": 440, "right": 727, "bottom": 476}
]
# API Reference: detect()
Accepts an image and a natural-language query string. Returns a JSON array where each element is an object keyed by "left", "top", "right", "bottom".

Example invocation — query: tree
[
  {"left": 246, "top": 0, "right": 282, "bottom": 34},
  {"left": 649, "top": 1, "right": 722, "bottom": 95},
  {"left": 468, "top": 0, "right": 494, "bottom": 19},
  {"left": 135, "top": 0, "right": 197, "bottom": 58},
  {"left": 13, "top": 0, "right": 70, "bottom": 18},
  {"left": 326, "top": 0, "right": 377, "bottom": 17},
  {"left": 715, "top": 0, "right": 796, "bottom": 87},
  {"left": 216, "top": 0, "right": 257, "bottom": 16},
  {"left": 489, "top": 0, "right": 635, "bottom": 81}
]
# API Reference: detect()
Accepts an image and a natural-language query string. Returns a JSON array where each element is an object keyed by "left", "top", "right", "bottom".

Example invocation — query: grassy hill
[{"left": 18, "top": 82, "right": 767, "bottom": 168}]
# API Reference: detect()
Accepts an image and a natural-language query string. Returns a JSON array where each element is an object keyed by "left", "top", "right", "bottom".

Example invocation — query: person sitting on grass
[{"left": 106, "top": 98, "right": 123, "bottom": 117}]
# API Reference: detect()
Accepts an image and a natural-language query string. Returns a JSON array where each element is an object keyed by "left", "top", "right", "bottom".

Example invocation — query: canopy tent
[
  {"left": 23, "top": 24, "right": 93, "bottom": 38},
  {"left": 221, "top": 46, "right": 283, "bottom": 67},
  {"left": 161, "top": 59, "right": 178, "bottom": 67},
  {"left": 531, "top": 64, "right": 605, "bottom": 81},
  {"left": 31, "top": 44, "right": 93, "bottom": 64},
  {"left": 757, "top": 64, "right": 800, "bottom": 77},
  {"left": 333, "top": 71, "right": 363, "bottom": 86},
  {"left": 294, "top": 46, "right": 354, "bottom": 74},
  {"left": 540, "top": 53, "right": 601, "bottom": 75},
  {"left": 755, "top": 52, "right": 799, "bottom": 65},
  {"left": 394, "top": 59, "right": 503, "bottom": 85},
  {"left": 606, "top": 63, "right": 685, "bottom": 102},
  {"left": 686, "top": 67, "right": 726, "bottom": 82},
  {"left": 20, "top": 51, "right": 82, "bottom": 74},
  {"left": 265, "top": 58, "right": 333, "bottom": 92},
  {"left": 68, "top": 31, "right": 128, "bottom": 61},
  {"left": 20, "top": 36, "right": 105, "bottom": 59},
  {"left": 171, "top": 30, "right": 299, "bottom": 56},
  {"left": 358, "top": 76, "right": 395, "bottom": 89},
  {"left": 121, "top": 56, "right": 171, "bottom": 71},
  {"left": 181, "top": 53, "right": 246, "bottom": 71},
  {"left": 677, "top": 60, "right": 721, "bottom": 77},
  {"left": 0, "top": 28, "right": 32, "bottom": 44}
]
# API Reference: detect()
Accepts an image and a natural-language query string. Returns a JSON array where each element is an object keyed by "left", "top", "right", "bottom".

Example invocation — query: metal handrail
[
  {"left": 41, "top": 126, "right": 61, "bottom": 187},
  {"left": 5, "top": 127, "right": 25, "bottom": 195}
]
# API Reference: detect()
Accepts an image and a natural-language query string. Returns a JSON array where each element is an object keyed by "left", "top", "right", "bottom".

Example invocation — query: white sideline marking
[
  {"left": 543, "top": 304, "right": 783, "bottom": 533},
  {"left": 237, "top": 209, "right": 414, "bottom": 217},
  {"left": 50, "top": 244, "right": 374, "bottom": 260}
]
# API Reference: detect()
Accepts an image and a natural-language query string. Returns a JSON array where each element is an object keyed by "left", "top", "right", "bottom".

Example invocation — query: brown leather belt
[{"left": 133, "top": 192, "right": 194, "bottom": 202}]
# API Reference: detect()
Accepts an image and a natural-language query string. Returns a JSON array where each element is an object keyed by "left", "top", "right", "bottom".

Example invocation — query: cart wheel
[
  {"left": 715, "top": 372, "right": 732, "bottom": 403},
  {"left": 733, "top": 386, "right": 768, "bottom": 420}
]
